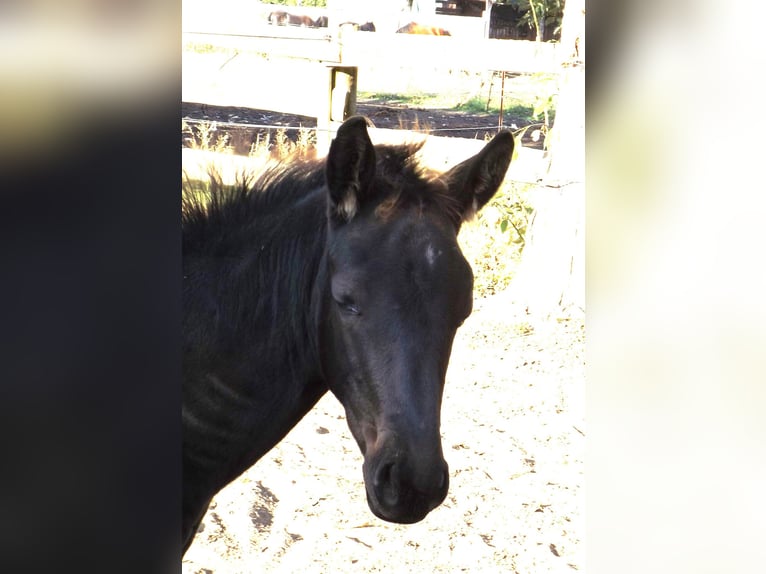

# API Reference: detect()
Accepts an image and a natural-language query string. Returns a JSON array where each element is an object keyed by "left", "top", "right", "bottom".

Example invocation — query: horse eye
[
  {"left": 334, "top": 297, "right": 360, "bottom": 315},
  {"left": 344, "top": 303, "right": 361, "bottom": 315}
]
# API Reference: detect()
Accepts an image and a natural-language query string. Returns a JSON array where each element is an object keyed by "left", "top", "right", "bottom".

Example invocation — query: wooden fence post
[{"left": 316, "top": 65, "right": 358, "bottom": 155}]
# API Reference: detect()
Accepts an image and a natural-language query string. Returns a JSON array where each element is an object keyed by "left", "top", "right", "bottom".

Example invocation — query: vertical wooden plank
[
  {"left": 317, "top": 65, "right": 358, "bottom": 155},
  {"left": 345, "top": 66, "right": 358, "bottom": 117},
  {"left": 315, "top": 66, "right": 334, "bottom": 155}
]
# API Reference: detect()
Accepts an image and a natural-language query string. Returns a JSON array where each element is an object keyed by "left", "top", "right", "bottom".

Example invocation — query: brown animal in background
[
  {"left": 396, "top": 22, "right": 451, "bottom": 36},
  {"left": 339, "top": 21, "right": 376, "bottom": 32},
  {"left": 268, "top": 10, "right": 318, "bottom": 28}
]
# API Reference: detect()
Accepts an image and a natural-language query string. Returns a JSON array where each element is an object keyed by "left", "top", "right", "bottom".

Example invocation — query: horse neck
[
  {"left": 243, "top": 188, "right": 328, "bottom": 373},
  {"left": 183, "top": 186, "right": 330, "bottom": 469}
]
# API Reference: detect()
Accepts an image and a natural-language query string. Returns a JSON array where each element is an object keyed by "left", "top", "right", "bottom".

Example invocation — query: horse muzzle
[{"left": 362, "top": 433, "right": 449, "bottom": 524}]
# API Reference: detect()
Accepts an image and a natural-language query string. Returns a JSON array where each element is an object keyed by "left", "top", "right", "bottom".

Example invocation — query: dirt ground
[
  {"left": 181, "top": 100, "right": 545, "bottom": 157},
  {"left": 181, "top": 289, "right": 585, "bottom": 573}
]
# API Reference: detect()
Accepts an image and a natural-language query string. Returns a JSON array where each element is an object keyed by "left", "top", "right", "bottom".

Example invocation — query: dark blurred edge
[
  {"left": 583, "top": 0, "right": 629, "bottom": 114},
  {"left": 0, "top": 68, "right": 181, "bottom": 574}
]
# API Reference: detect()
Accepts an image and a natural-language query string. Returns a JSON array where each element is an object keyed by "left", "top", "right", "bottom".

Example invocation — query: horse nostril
[
  {"left": 375, "top": 462, "right": 392, "bottom": 486},
  {"left": 374, "top": 462, "right": 400, "bottom": 507}
]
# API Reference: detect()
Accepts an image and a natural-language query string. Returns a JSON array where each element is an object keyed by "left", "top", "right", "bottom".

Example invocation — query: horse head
[{"left": 318, "top": 117, "right": 513, "bottom": 523}]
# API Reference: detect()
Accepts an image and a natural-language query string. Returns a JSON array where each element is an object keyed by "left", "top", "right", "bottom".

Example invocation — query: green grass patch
[
  {"left": 453, "top": 95, "right": 534, "bottom": 119},
  {"left": 358, "top": 92, "right": 450, "bottom": 108},
  {"left": 358, "top": 88, "right": 555, "bottom": 128}
]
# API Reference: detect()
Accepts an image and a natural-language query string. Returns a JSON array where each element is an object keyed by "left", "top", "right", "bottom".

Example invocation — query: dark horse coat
[{"left": 182, "top": 116, "right": 514, "bottom": 553}]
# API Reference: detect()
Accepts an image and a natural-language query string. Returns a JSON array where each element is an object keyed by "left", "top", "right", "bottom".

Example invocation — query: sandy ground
[{"left": 181, "top": 289, "right": 585, "bottom": 573}]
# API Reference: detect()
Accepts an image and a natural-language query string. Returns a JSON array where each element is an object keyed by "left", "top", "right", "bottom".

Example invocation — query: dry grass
[
  {"left": 182, "top": 119, "right": 318, "bottom": 161},
  {"left": 248, "top": 126, "right": 317, "bottom": 161},
  {"left": 182, "top": 120, "right": 233, "bottom": 154}
]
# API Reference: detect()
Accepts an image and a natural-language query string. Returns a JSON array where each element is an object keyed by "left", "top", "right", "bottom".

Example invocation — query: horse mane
[
  {"left": 181, "top": 154, "right": 325, "bottom": 256},
  {"left": 182, "top": 156, "right": 329, "bottom": 375},
  {"left": 370, "top": 142, "right": 463, "bottom": 223}
]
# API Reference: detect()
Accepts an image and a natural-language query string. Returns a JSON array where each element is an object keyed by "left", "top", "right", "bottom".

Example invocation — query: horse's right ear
[
  {"left": 325, "top": 116, "right": 376, "bottom": 223},
  {"left": 440, "top": 130, "right": 514, "bottom": 222}
]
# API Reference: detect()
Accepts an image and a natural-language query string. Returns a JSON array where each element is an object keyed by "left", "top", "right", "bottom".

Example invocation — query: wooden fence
[{"left": 182, "top": 5, "right": 561, "bottom": 151}]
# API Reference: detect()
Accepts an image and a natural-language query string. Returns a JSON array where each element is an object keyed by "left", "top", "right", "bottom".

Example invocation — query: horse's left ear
[
  {"left": 325, "top": 116, "right": 376, "bottom": 223},
  {"left": 441, "top": 130, "right": 514, "bottom": 221}
]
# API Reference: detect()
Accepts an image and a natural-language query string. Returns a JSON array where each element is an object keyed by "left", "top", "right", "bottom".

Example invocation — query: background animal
[
  {"left": 339, "top": 21, "right": 376, "bottom": 32},
  {"left": 268, "top": 10, "right": 322, "bottom": 28},
  {"left": 396, "top": 22, "right": 451, "bottom": 35}
]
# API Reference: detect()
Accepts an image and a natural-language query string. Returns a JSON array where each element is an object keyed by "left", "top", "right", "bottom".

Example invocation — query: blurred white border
[{"left": 588, "top": 1, "right": 766, "bottom": 572}]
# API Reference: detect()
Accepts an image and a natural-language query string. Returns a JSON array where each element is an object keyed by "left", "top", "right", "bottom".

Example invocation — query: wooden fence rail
[{"left": 182, "top": 24, "right": 560, "bottom": 151}]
